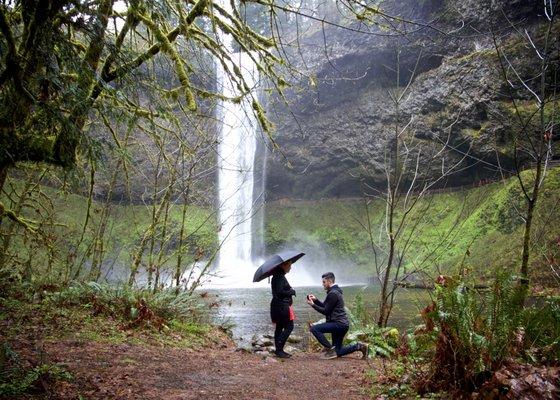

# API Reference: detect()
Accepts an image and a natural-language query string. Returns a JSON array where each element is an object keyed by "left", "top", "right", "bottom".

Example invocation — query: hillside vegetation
[
  {"left": 2, "top": 167, "right": 558, "bottom": 290},
  {"left": 265, "top": 167, "right": 560, "bottom": 290}
]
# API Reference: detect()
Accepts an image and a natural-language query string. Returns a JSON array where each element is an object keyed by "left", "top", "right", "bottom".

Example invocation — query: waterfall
[{"left": 214, "top": 4, "right": 263, "bottom": 287}]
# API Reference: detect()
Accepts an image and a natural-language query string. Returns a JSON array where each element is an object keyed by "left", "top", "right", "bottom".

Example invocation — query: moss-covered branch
[
  {"left": 100, "top": 2, "right": 140, "bottom": 79},
  {"left": 103, "top": 0, "right": 208, "bottom": 83},
  {"left": 138, "top": 13, "right": 197, "bottom": 111},
  {"left": 0, "top": 5, "right": 18, "bottom": 84},
  {"left": 0, "top": 201, "right": 37, "bottom": 232}
]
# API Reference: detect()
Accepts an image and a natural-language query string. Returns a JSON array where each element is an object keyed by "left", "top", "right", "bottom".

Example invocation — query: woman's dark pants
[{"left": 274, "top": 320, "right": 294, "bottom": 353}]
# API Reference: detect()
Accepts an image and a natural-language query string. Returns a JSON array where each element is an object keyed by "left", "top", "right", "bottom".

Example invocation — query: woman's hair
[{"left": 321, "top": 272, "right": 335, "bottom": 282}]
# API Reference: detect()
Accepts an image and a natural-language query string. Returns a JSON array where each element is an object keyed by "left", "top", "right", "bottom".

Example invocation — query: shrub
[
  {"left": 418, "top": 273, "right": 525, "bottom": 393},
  {"left": 45, "top": 282, "right": 208, "bottom": 329}
]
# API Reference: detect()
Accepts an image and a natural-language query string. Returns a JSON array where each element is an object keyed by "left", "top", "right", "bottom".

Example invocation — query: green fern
[
  {"left": 429, "top": 272, "right": 529, "bottom": 389},
  {"left": 347, "top": 304, "right": 396, "bottom": 357}
]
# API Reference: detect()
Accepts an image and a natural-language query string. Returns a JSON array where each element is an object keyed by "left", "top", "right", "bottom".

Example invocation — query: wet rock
[
  {"left": 235, "top": 345, "right": 253, "bottom": 353},
  {"left": 287, "top": 335, "right": 303, "bottom": 344},
  {"left": 263, "top": 346, "right": 276, "bottom": 353},
  {"left": 251, "top": 336, "right": 273, "bottom": 348},
  {"left": 284, "top": 345, "right": 299, "bottom": 354}
]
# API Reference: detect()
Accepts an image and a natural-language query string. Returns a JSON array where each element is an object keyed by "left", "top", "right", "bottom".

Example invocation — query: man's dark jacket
[
  {"left": 311, "top": 284, "right": 349, "bottom": 326},
  {"left": 270, "top": 270, "right": 295, "bottom": 324}
]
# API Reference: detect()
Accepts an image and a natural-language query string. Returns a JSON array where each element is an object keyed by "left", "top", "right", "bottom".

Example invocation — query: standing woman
[{"left": 270, "top": 261, "right": 296, "bottom": 358}]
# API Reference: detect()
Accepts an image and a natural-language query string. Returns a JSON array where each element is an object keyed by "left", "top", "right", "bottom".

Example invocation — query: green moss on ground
[
  {"left": 56, "top": 187, "right": 218, "bottom": 260},
  {"left": 3, "top": 167, "right": 558, "bottom": 288}
]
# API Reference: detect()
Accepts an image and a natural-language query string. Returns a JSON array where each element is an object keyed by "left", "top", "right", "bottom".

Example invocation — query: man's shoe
[
  {"left": 322, "top": 348, "right": 338, "bottom": 359},
  {"left": 358, "top": 342, "right": 369, "bottom": 359}
]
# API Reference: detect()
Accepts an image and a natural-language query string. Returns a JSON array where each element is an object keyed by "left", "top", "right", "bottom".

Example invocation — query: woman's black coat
[{"left": 270, "top": 270, "right": 295, "bottom": 324}]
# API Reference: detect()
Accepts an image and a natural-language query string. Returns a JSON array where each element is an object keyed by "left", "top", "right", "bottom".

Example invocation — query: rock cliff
[{"left": 265, "top": 0, "right": 552, "bottom": 199}]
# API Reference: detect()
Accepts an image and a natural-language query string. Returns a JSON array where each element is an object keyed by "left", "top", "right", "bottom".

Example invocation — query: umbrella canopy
[{"left": 253, "top": 251, "right": 305, "bottom": 282}]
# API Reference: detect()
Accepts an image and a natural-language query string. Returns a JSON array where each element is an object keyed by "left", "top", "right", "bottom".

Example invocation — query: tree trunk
[
  {"left": 175, "top": 197, "right": 189, "bottom": 293},
  {"left": 520, "top": 200, "right": 534, "bottom": 283},
  {"left": 0, "top": 176, "right": 33, "bottom": 268},
  {"left": 519, "top": 161, "right": 541, "bottom": 301},
  {"left": 378, "top": 235, "right": 395, "bottom": 327},
  {"left": 175, "top": 163, "right": 194, "bottom": 293},
  {"left": 0, "top": 164, "right": 9, "bottom": 196}
]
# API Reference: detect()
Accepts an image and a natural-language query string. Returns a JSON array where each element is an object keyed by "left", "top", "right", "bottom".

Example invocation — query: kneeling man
[{"left": 307, "top": 272, "right": 368, "bottom": 359}]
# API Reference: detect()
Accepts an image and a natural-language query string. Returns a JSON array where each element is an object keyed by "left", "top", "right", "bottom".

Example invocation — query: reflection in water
[{"left": 209, "top": 285, "right": 432, "bottom": 347}]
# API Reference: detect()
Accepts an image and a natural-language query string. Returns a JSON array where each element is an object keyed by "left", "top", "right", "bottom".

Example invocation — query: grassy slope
[
  {"left": 265, "top": 167, "right": 560, "bottom": 286},
  {"left": 1, "top": 295, "right": 217, "bottom": 348}
]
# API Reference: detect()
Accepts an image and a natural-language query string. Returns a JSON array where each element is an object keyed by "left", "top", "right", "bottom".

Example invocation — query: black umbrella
[{"left": 253, "top": 251, "right": 305, "bottom": 282}]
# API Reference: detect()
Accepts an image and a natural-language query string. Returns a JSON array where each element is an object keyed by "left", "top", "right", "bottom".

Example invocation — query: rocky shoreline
[{"left": 236, "top": 333, "right": 305, "bottom": 358}]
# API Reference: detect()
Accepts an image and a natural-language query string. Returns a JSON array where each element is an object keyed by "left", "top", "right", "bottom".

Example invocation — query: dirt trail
[{"left": 27, "top": 340, "right": 372, "bottom": 399}]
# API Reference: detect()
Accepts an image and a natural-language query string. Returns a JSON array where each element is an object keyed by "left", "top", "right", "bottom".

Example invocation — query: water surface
[{"left": 209, "top": 285, "right": 432, "bottom": 347}]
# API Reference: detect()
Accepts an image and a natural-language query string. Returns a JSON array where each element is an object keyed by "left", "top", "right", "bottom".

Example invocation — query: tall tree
[{"left": 490, "top": 0, "right": 559, "bottom": 298}]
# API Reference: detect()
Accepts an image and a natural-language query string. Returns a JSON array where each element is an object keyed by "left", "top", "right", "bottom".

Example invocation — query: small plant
[
  {"left": 346, "top": 325, "right": 397, "bottom": 357},
  {"left": 0, "top": 344, "right": 72, "bottom": 396},
  {"left": 522, "top": 296, "right": 560, "bottom": 362},
  {"left": 402, "top": 328, "right": 438, "bottom": 361},
  {"left": 347, "top": 293, "right": 397, "bottom": 357}
]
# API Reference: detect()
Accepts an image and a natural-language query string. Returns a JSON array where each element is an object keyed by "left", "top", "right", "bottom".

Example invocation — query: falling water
[
  {"left": 214, "top": 3, "right": 262, "bottom": 287},
  {"left": 210, "top": 2, "right": 314, "bottom": 288}
]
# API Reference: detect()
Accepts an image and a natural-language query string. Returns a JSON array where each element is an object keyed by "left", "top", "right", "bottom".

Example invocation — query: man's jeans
[{"left": 310, "top": 322, "right": 359, "bottom": 357}]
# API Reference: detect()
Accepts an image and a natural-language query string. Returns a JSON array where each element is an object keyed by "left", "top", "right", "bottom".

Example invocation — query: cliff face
[{"left": 265, "top": 0, "right": 548, "bottom": 199}]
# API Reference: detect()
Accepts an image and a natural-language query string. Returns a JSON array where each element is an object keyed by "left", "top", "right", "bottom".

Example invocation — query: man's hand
[{"left": 306, "top": 294, "right": 316, "bottom": 306}]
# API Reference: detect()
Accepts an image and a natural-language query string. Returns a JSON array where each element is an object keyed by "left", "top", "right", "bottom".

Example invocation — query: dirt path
[{"left": 27, "top": 340, "right": 372, "bottom": 399}]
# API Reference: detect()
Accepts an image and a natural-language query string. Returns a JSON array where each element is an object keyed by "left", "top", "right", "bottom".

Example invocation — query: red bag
[{"left": 289, "top": 305, "right": 295, "bottom": 321}]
